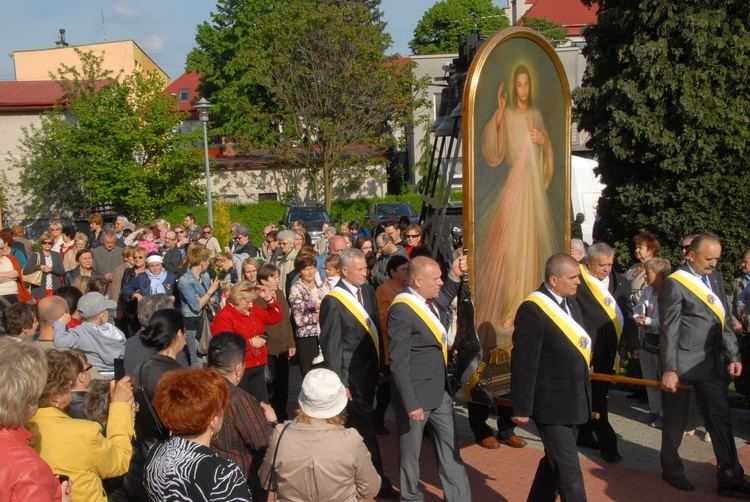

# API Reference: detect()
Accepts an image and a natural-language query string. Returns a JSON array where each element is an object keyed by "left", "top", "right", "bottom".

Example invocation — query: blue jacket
[
  {"left": 121, "top": 272, "right": 177, "bottom": 299},
  {"left": 177, "top": 268, "right": 218, "bottom": 318}
]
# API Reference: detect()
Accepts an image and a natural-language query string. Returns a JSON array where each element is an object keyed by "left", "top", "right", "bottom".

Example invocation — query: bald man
[{"left": 36, "top": 296, "right": 70, "bottom": 350}]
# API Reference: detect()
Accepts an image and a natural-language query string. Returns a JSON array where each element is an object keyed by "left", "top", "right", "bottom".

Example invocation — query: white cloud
[
  {"left": 114, "top": 3, "right": 143, "bottom": 22},
  {"left": 143, "top": 34, "right": 167, "bottom": 52}
]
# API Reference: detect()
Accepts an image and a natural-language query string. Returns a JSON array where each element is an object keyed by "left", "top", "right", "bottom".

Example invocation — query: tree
[
  {"left": 521, "top": 16, "right": 569, "bottom": 47},
  {"left": 409, "top": 0, "right": 510, "bottom": 55},
  {"left": 12, "top": 50, "right": 204, "bottom": 221},
  {"left": 574, "top": 0, "right": 750, "bottom": 277},
  {"left": 189, "top": 0, "right": 427, "bottom": 212}
]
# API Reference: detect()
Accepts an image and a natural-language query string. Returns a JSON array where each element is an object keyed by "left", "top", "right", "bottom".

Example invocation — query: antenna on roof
[
  {"left": 55, "top": 29, "right": 69, "bottom": 48},
  {"left": 101, "top": 10, "right": 107, "bottom": 41}
]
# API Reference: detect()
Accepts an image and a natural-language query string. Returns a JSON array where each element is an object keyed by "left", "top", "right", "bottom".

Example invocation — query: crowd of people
[
  {"left": 4, "top": 211, "right": 750, "bottom": 501},
  {"left": 0, "top": 211, "right": 446, "bottom": 501}
]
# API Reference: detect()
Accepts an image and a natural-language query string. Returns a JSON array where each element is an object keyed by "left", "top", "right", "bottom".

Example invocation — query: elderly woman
[
  {"left": 145, "top": 367, "right": 253, "bottom": 501},
  {"left": 0, "top": 228, "right": 27, "bottom": 268},
  {"left": 59, "top": 226, "right": 78, "bottom": 268},
  {"left": 625, "top": 232, "right": 660, "bottom": 302},
  {"left": 63, "top": 232, "right": 90, "bottom": 271},
  {"left": 208, "top": 332, "right": 277, "bottom": 501},
  {"left": 23, "top": 233, "right": 65, "bottom": 298},
  {"left": 259, "top": 368, "right": 380, "bottom": 501},
  {"left": 63, "top": 248, "right": 104, "bottom": 287},
  {"left": 117, "top": 247, "right": 149, "bottom": 336},
  {"left": 0, "top": 237, "right": 32, "bottom": 309},
  {"left": 26, "top": 349, "right": 135, "bottom": 502},
  {"left": 178, "top": 245, "right": 220, "bottom": 367},
  {"left": 0, "top": 339, "right": 71, "bottom": 501},
  {"left": 121, "top": 254, "right": 176, "bottom": 303},
  {"left": 288, "top": 253, "right": 324, "bottom": 375},
  {"left": 124, "top": 308, "right": 187, "bottom": 500},
  {"left": 274, "top": 229, "right": 299, "bottom": 299},
  {"left": 211, "top": 281, "right": 282, "bottom": 403},
  {"left": 257, "top": 263, "right": 296, "bottom": 422}
]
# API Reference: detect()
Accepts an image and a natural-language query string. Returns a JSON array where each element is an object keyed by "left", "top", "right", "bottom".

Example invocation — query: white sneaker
[{"left": 311, "top": 353, "right": 325, "bottom": 365}]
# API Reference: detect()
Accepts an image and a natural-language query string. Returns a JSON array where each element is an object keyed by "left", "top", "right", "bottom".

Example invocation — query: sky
[{"left": 0, "top": 1, "right": 510, "bottom": 81}]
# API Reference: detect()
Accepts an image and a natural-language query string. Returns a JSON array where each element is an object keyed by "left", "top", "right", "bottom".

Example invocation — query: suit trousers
[
  {"left": 661, "top": 374, "right": 742, "bottom": 479},
  {"left": 577, "top": 380, "right": 618, "bottom": 455},
  {"left": 639, "top": 350, "right": 663, "bottom": 417},
  {"left": 467, "top": 401, "right": 517, "bottom": 441},
  {"left": 529, "top": 424, "right": 587, "bottom": 502},
  {"left": 374, "top": 365, "right": 391, "bottom": 427},
  {"left": 394, "top": 391, "right": 471, "bottom": 502}
]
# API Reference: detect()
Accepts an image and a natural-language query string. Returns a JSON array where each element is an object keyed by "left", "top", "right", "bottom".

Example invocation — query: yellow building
[{"left": 12, "top": 40, "right": 169, "bottom": 87}]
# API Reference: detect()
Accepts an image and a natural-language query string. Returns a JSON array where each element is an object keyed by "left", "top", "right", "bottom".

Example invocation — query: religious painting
[{"left": 462, "top": 27, "right": 571, "bottom": 397}]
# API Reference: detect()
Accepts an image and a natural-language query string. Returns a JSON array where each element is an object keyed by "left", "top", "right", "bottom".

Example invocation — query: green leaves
[
  {"left": 410, "top": 0, "right": 510, "bottom": 55},
  {"left": 575, "top": 0, "right": 750, "bottom": 274},
  {"left": 13, "top": 49, "right": 204, "bottom": 222}
]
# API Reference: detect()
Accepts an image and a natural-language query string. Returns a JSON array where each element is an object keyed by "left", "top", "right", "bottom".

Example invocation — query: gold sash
[
  {"left": 670, "top": 270, "right": 725, "bottom": 330},
  {"left": 391, "top": 293, "right": 448, "bottom": 365},
  {"left": 327, "top": 288, "right": 380, "bottom": 360},
  {"left": 527, "top": 292, "right": 592, "bottom": 364},
  {"left": 579, "top": 264, "right": 623, "bottom": 342}
]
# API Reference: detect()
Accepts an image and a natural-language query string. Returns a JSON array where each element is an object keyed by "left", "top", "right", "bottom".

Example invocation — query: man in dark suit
[
  {"left": 659, "top": 233, "right": 750, "bottom": 495},
  {"left": 319, "top": 248, "right": 398, "bottom": 499},
  {"left": 512, "top": 253, "right": 592, "bottom": 502},
  {"left": 575, "top": 242, "right": 638, "bottom": 462},
  {"left": 387, "top": 255, "right": 470, "bottom": 502}
]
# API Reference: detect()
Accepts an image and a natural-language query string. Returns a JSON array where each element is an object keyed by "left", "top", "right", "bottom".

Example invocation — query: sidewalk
[
  {"left": 287, "top": 369, "right": 750, "bottom": 500},
  {"left": 373, "top": 390, "right": 750, "bottom": 501}
]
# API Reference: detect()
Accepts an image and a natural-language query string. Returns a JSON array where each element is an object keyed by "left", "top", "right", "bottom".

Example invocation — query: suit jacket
[
  {"left": 511, "top": 285, "right": 592, "bottom": 425},
  {"left": 92, "top": 245, "right": 124, "bottom": 276},
  {"left": 320, "top": 280, "right": 383, "bottom": 398},
  {"left": 63, "top": 267, "right": 104, "bottom": 287},
  {"left": 162, "top": 246, "right": 183, "bottom": 274},
  {"left": 387, "top": 278, "right": 460, "bottom": 413},
  {"left": 575, "top": 268, "right": 638, "bottom": 373},
  {"left": 659, "top": 265, "right": 739, "bottom": 381}
]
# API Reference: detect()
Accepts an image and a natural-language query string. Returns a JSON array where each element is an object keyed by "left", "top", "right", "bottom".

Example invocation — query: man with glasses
[
  {"left": 371, "top": 233, "right": 408, "bottom": 286},
  {"left": 161, "top": 231, "right": 182, "bottom": 274},
  {"left": 92, "top": 231, "right": 124, "bottom": 282},
  {"left": 231, "top": 226, "right": 260, "bottom": 272},
  {"left": 183, "top": 213, "right": 201, "bottom": 242}
]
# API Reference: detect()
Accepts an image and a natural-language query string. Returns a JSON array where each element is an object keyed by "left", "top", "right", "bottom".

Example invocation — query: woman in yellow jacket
[{"left": 26, "top": 348, "right": 135, "bottom": 501}]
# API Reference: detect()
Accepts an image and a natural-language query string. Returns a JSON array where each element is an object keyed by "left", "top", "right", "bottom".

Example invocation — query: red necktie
[
  {"left": 356, "top": 288, "right": 364, "bottom": 306},
  {"left": 426, "top": 299, "right": 437, "bottom": 317}
]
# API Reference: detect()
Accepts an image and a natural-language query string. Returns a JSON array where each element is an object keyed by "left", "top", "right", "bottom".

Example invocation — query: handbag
[
  {"left": 196, "top": 307, "right": 213, "bottom": 357},
  {"left": 23, "top": 253, "right": 43, "bottom": 286},
  {"left": 265, "top": 421, "right": 292, "bottom": 492}
]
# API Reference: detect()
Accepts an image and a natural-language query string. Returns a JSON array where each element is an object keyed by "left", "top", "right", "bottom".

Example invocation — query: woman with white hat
[{"left": 259, "top": 368, "right": 380, "bottom": 501}]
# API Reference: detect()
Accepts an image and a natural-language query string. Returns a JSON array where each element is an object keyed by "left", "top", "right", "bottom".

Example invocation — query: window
[
  {"left": 258, "top": 193, "right": 277, "bottom": 202},
  {"left": 178, "top": 89, "right": 190, "bottom": 101}
]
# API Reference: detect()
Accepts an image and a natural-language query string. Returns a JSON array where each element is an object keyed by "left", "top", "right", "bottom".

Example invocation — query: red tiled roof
[
  {"left": 0, "top": 81, "right": 65, "bottom": 111},
  {"left": 163, "top": 72, "right": 203, "bottom": 116},
  {"left": 519, "top": 0, "right": 598, "bottom": 36}
]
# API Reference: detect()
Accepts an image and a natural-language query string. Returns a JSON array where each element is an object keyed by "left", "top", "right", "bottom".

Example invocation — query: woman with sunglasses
[
  {"left": 198, "top": 225, "right": 222, "bottom": 258},
  {"left": 23, "top": 233, "right": 65, "bottom": 299}
]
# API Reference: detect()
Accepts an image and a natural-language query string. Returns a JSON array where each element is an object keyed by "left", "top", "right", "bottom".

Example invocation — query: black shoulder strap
[
  {"left": 266, "top": 421, "right": 293, "bottom": 488},
  {"left": 137, "top": 360, "right": 167, "bottom": 438}
]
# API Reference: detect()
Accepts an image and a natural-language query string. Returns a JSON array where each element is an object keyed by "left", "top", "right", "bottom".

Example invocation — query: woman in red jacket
[{"left": 210, "top": 280, "right": 282, "bottom": 403}]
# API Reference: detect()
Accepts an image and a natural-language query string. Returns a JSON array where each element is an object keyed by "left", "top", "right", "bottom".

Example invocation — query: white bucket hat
[{"left": 298, "top": 368, "right": 348, "bottom": 419}]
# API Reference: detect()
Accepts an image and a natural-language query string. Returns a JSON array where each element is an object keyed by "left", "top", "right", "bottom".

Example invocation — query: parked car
[
  {"left": 282, "top": 204, "right": 332, "bottom": 244},
  {"left": 365, "top": 202, "right": 419, "bottom": 226}
]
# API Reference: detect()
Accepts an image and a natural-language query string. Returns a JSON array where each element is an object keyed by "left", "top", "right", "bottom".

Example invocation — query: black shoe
[
  {"left": 601, "top": 452, "right": 623, "bottom": 463},
  {"left": 662, "top": 473, "right": 695, "bottom": 492},
  {"left": 375, "top": 424, "right": 391, "bottom": 436},
  {"left": 718, "top": 478, "right": 750, "bottom": 498},
  {"left": 577, "top": 437, "right": 601, "bottom": 450},
  {"left": 377, "top": 485, "right": 400, "bottom": 499}
]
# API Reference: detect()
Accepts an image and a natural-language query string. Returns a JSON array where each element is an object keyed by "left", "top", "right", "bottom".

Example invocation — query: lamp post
[{"left": 195, "top": 98, "right": 215, "bottom": 227}]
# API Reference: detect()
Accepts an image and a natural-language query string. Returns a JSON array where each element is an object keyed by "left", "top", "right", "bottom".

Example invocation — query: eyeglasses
[
  {"left": 41, "top": 241, "right": 54, "bottom": 245},
  {"left": 203, "top": 230, "right": 212, "bottom": 234},
  {"left": 405, "top": 234, "right": 420, "bottom": 238},
  {"left": 175, "top": 230, "right": 185, "bottom": 234},
  {"left": 83, "top": 364, "right": 93, "bottom": 372}
]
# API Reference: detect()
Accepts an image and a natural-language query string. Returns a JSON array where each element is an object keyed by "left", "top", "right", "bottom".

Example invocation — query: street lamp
[{"left": 194, "top": 97, "right": 215, "bottom": 227}]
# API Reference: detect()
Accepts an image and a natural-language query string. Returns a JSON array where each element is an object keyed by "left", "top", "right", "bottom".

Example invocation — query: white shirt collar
[
  {"left": 341, "top": 278, "right": 360, "bottom": 296},
  {"left": 543, "top": 283, "right": 566, "bottom": 305},
  {"left": 407, "top": 286, "right": 428, "bottom": 303}
]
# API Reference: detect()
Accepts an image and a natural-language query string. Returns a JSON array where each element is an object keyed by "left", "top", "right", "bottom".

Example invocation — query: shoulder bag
[
  {"left": 23, "top": 253, "right": 43, "bottom": 286},
  {"left": 265, "top": 421, "right": 293, "bottom": 493}
]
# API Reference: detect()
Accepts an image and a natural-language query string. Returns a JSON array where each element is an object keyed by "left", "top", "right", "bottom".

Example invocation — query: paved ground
[{"left": 287, "top": 368, "right": 750, "bottom": 500}]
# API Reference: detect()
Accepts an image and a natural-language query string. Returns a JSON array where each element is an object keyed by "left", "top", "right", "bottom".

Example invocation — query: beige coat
[{"left": 259, "top": 419, "right": 380, "bottom": 502}]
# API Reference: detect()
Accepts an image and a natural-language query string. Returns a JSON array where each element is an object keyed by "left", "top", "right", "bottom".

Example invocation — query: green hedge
[{"left": 158, "top": 193, "right": 463, "bottom": 246}]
